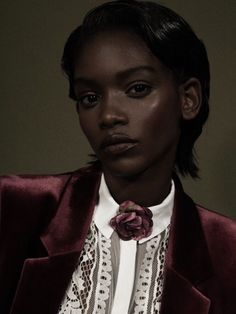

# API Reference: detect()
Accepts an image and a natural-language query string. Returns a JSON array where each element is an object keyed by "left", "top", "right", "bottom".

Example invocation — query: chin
[{"left": 102, "top": 157, "right": 150, "bottom": 179}]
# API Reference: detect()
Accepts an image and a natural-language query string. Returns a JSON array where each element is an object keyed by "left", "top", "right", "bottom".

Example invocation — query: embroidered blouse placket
[{"left": 59, "top": 175, "right": 175, "bottom": 314}]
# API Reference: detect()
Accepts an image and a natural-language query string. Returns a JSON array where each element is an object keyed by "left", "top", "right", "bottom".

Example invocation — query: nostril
[
  {"left": 100, "top": 117, "right": 124, "bottom": 129},
  {"left": 99, "top": 113, "right": 128, "bottom": 129},
  {"left": 99, "top": 95, "right": 129, "bottom": 128}
]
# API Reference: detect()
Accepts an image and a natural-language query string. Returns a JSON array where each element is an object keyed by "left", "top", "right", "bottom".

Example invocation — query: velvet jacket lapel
[
  {"left": 10, "top": 168, "right": 214, "bottom": 314},
  {"left": 10, "top": 168, "right": 101, "bottom": 314},
  {"left": 160, "top": 177, "right": 213, "bottom": 314}
]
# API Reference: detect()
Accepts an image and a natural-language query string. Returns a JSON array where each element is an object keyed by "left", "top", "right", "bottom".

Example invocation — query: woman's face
[{"left": 73, "top": 30, "right": 183, "bottom": 178}]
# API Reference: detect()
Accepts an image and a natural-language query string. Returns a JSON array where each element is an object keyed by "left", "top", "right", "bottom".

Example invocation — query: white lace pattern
[
  {"left": 133, "top": 227, "right": 169, "bottom": 314},
  {"left": 93, "top": 230, "right": 112, "bottom": 314},
  {"left": 59, "top": 224, "right": 170, "bottom": 314},
  {"left": 58, "top": 222, "right": 112, "bottom": 314}
]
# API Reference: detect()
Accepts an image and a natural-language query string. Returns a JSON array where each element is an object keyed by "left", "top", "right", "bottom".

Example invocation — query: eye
[
  {"left": 127, "top": 83, "right": 152, "bottom": 98},
  {"left": 77, "top": 93, "right": 101, "bottom": 109}
]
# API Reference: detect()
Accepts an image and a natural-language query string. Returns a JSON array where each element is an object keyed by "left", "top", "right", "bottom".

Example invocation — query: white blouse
[{"left": 58, "top": 175, "right": 174, "bottom": 314}]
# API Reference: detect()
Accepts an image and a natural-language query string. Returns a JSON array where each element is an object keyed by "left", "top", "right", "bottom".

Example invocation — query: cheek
[
  {"left": 136, "top": 98, "right": 182, "bottom": 154},
  {"left": 78, "top": 112, "right": 97, "bottom": 145},
  {"left": 139, "top": 97, "right": 181, "bottom": 134}
]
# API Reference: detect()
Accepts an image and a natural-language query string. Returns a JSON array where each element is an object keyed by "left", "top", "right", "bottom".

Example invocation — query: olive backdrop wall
[{"left": 1, "top": 0, "right": 235, "bottom": 217}]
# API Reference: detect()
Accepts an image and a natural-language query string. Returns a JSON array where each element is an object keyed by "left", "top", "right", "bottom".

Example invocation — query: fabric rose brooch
[{"left": 109, "top": 200, "right": 153, "bottom": 241}]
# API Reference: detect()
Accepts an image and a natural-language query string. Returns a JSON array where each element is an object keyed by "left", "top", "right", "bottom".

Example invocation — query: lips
[{"left": 100, "top": 134, "right": 138, "bottom": 155}]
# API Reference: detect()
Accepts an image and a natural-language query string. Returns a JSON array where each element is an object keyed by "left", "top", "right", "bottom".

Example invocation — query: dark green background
[{"left": 0, "top": 1, "right": 235, "bottom": 217}]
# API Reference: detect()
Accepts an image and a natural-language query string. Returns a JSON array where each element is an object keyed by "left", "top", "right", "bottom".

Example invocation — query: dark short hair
[{"left": 61, "top": 0, "right": 210, "bottom": 178}]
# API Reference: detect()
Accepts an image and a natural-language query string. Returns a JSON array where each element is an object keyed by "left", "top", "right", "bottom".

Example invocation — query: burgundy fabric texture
[{"left": 0, "top": 165, "right": 235, "bottom": 314}]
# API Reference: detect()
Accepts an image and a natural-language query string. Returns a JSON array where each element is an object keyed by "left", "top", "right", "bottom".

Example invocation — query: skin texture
[{"left": 73, "top": 30, "right": 201, "bottom": 206}]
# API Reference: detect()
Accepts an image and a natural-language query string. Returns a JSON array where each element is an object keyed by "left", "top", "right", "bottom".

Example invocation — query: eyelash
[
  {"left": 76, "top": 94, "right": 100, "bottom": 108},
  {"left": 126, "top": 82, "right": 152, "bottom": 97},
  {"left": 76, "top": 82, "right": 152, "bottom": 108}
]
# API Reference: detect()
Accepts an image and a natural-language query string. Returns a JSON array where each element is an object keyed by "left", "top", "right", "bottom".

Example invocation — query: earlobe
[{"left": 180, "top": 78, "right": 202, "bottom": 120}]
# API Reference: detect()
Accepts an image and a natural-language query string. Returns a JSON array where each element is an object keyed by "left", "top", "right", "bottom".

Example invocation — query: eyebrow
[
  {"left": 116, "top": 65, "right": 156, "bottom": 81},
  {"left": 73, "top": 65, "right": 156, "bottom": 86}
]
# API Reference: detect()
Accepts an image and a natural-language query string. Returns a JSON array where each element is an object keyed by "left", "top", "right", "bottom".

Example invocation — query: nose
[{"left": 99, "top": 94, "right": 128, "bottom": 129}]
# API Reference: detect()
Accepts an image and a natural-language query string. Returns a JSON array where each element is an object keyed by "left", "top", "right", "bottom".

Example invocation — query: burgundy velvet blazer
[{"left": 0, "top": 165, "right": 236, "bottom": 314}]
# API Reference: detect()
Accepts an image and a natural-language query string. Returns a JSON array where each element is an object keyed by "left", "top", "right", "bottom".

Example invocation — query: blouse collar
[{"left": 93, "top": 174, "right": 174, "bottom": 244}]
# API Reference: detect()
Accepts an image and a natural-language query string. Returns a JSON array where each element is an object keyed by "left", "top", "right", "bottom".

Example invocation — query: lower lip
[{"left": 103, "top": 142, "right": 138, "bottom": 155}]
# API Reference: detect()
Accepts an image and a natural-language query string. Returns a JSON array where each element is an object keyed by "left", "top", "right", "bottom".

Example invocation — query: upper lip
[{"left": 100, "top": 133, "right": 138, "bottom": 149}]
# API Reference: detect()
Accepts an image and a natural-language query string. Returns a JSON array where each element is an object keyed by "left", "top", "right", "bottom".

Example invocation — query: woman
[{"left": 0, "top": 1, "right": 235, "bottom": 313}]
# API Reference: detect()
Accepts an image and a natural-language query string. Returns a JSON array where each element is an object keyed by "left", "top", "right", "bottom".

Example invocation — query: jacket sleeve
[{"left": 0, "top": 174, "right": 69, "bottom": 313}]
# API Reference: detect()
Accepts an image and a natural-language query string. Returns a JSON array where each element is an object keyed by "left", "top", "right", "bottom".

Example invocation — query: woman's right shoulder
[
  {"left": 0, "top": 172, "right": 71, "bottom": 199},
  {"left": 0, "top": 165, "right": 101, "bottom": 237},
  {"left": 0, "top": 164, "right": 101, "bottom": 208},
  {"left": 0, "top": 173, "right": 70, "bottom": 227},
  {"left": 0, "top": 165, "right": 95, "bottom": 194}
]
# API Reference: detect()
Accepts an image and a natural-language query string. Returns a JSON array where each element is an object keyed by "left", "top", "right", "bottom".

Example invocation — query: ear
[{"left": 179, "top": 78, "right": 202, "bottom": 120}]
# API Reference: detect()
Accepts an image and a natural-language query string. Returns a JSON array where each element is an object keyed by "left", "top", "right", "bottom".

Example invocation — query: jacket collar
[
  {"left": 40, "top": 165, "right": 101, "bottom": 256},
  {"left": 12, "top": 168, "right": 213, "bottom": 313},
  {"left": 160, "top": 175, "right": 213, "bottom": 314},
  {"left": 167, "top": 176, "right": 213, "bottom": 283},
  {"left": 40, "top": 168, "right": 213, "bottom": 313},
  {"left": 11, "top": 166, "right": 102, "bottom": 314}
]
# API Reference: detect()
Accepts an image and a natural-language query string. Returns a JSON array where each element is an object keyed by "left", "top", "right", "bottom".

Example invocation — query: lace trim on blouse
[
  {"left": 93, "top": 229, "right": 112, "bottom": 313},
  {"left": 133, "top": 226, "right": 169, "bottom": 314},
  {"left": 58, "top": 223, "right": 169, "bottom": 314}
]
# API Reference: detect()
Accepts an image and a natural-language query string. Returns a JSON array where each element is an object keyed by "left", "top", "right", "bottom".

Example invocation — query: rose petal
[
  {"left": 132, "top": 204, "right": 145, "bottom": 212},
  {"left": 119, "top": 200, "right": 135, "bottom": 212},
  {"left": 120, "top": 212, "right": 137, "bottom": 223},
  {"left": 109, "top": 201, "right": 153, "bottom": 241},
  {"left": 145, "top": 207, "right": 153, "bottom": 218},
  {"left": 126, "top": 216, "right": 142, "bottom": 228},
  {"left": 133, "top": 229, "right": 147, "bottom": 241},
  {"left": 116, "top": 225, "right": 133, "bottom": 240},
  {"left": 142, "top": 217, "right": 153, "bottom": 230}
]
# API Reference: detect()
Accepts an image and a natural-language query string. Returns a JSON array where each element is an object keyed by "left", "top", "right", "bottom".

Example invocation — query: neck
[{"left": 103, "top": 161, "right": 174, "bottom": 207}]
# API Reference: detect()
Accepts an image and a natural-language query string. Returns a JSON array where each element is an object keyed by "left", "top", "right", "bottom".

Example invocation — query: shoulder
[
  {"left": 0, "top": 164, "right": 99, "bottom": 198},
  {"left": 196, "top": 204, "right": 236, "bottom": 238},
  {"left": 196, "top": 204, "right": 236, "bottom": 281},
  {"left": 0, "top": 171, "right": 71, "bottom": 212},
  {"left": 0, "top": 164, "right": 100, "bottom": 228}
]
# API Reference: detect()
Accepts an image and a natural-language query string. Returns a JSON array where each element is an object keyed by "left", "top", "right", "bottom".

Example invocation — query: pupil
[
  {"left": 136, "top": 85, "right": 145, "bottom": 92},
  {"left": 89, "top": 95, "right": 96, "bottom": 102}
]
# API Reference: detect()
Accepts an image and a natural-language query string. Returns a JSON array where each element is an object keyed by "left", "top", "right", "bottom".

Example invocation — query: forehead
[{"left": 73, "top": 30, "right": 170, "bottom": 80}]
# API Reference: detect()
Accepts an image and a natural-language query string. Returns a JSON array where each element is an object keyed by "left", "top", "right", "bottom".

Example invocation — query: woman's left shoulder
[
  {"left": 196, "top": 204, "right": 236, "bottom": 267},
  {"left": 196, "top": 204, "right": 236, "bottom": 232}
]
